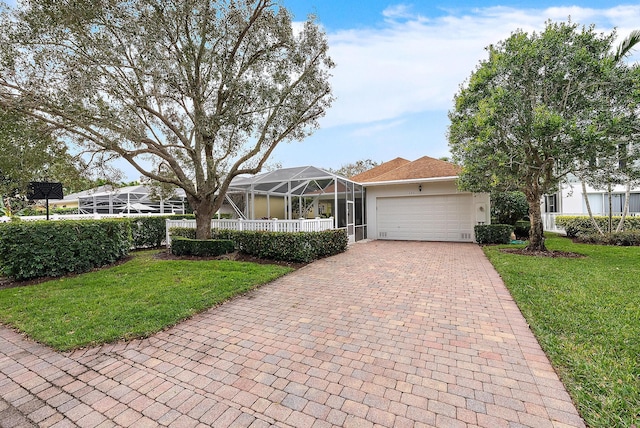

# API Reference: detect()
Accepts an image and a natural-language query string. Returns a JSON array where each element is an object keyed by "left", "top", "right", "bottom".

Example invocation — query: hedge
[
  {"left": 474, "top": 224, "right": 513, "bottom": 244},
  {"left": 0, "top": 220, "right": 132, "bottom": 280},
  {"left": 555, "top": 215, "right": 640, "bottom": 238},
  {"left": 575, "top": 230, "right": 640, "bottom": 246},
  {"left": 170, "top": 237, "right": 235, "bottom": 257},
  {"left": 168, "top": 227, "right": 348, "bottom": 263},
  {"left": 168, "top": 227, "right": 196, "bottom": 240},
  {"left": 130, "top": 215, "right": 194, "bottom": 248}
]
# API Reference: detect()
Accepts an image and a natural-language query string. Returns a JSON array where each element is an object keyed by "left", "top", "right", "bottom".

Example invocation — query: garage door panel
[{"left": 376, "top": 195, "right": 473, "bottom": 242}]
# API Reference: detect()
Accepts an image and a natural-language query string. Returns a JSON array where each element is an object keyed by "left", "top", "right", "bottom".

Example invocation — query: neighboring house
[
  {"left": 352, "top": 156, "right": 490, "bottom": 242},
  {"left": 543, "top": 175, "right": 640, "bottom": 232},
  {"left": 55, "top": 185, "right": 189, "bottom": 215},
  {"left": 41, "top": 156, "right": 490, "bottom": 243}
]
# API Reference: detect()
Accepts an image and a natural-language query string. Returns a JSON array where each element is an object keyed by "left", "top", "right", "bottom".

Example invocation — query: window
[{"left": 544, "top": 194, "right": 558, "bottom": 213}]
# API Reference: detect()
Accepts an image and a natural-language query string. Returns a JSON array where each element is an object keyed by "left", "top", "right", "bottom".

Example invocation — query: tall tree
[
  {"left": 0, "top": 106, "right": 88, "bottom": 211},
  {"left": 577, "top": 32, "right": 640, "bottom": 234},
  {"left": 0, "top": 0, "right": 334, "bottom": 238},
  {"left": 448, "top": 21, "right": 632, "bottom": 251}
]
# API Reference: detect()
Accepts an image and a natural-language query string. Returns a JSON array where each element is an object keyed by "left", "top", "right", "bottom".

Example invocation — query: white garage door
[{"left": 376, "top": 195, "right": 474, "bottom": 242}]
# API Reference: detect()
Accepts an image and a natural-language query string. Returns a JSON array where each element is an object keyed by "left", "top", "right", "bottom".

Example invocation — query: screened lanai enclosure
[
  {"left": 227, "top": 166, "right": 367, "bottom": 242},
  {"left": 70, "top": 185, "right": 187, "bottom": 214}
]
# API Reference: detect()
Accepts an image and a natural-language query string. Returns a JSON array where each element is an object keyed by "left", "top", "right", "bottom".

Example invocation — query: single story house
[
  {"left": 352, "top": 156, "right": 490, "bottom": 242},
  {"left": 228, "top": 156, "right": 490, "bottom": 243}
]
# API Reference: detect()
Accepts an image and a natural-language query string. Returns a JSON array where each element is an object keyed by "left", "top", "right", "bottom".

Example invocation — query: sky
[
  {"left": 267, "top": 0, "right": 640, "bottom": 173},
  {"left": 5, "top": 0, "right": 640, "bottom": 179}
]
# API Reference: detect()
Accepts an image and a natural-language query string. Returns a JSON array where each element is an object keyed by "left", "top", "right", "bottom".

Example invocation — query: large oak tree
[
  {"left": 0, "top": 0, "right": 334, "bottom": 238},
  {"left": 448, "top": 21, "right": 636, "bottom": 251}
]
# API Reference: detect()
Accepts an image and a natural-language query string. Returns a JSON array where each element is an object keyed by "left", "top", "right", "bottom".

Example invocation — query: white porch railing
[
  {"left": 542, "top": 213, "right": 565, "bottom": 234},
  {"left": 165, "top": 217, "right": 335, "bottom": 247}
]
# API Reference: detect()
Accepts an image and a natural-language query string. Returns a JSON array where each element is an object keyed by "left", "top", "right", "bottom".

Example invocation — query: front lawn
[
  {"left": 0, "top": 250, "right": 292, "bottom": 351},
  {"left": 483, "top": 234, "right": 639, "bottom": 428}
]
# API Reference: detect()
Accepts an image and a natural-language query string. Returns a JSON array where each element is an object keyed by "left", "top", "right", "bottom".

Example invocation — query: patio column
[{"left": 334, "top": 177, "right": 338, "bottom": 229}]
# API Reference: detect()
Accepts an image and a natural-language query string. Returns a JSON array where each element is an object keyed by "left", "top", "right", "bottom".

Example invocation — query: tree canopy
[
  {"left": 448, "top": 21, "right": 638, "bottom": 251},
  {"left": 331, "top": 159, "right": 380, "bottom": 178},
  {"left": 0, "top": 0, "right": 334, "bottom": 237},
  {"left": 0, "top": 106, "right": 88, "bottom": 212}
]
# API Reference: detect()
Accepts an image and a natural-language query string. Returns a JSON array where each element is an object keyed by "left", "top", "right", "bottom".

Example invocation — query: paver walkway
[{"left": 0, "top": 241, "right": 585, "bottom": 427}]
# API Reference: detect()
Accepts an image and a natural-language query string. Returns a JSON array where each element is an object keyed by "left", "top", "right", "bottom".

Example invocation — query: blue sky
[
  {"left": 5, "top": 1, "right": 640, "bottom": 178},
  {"left": 268, "top": 0, "right": 640, "bottom": 173}
]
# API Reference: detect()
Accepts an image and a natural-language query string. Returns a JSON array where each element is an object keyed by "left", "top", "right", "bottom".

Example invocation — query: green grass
[
  {"left": 483, "top": 234, "right": 639, "bottom": 428},
  {"left": 0, "top": 250, "right": 292, "bottom": 351}
]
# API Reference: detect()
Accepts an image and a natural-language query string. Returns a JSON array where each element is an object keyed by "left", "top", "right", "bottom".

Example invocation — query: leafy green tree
[
  {"left": 0, "top": 106, "right": 88, "bottom": 213},
  {"left": 0, "top": 0, "right": 334, "bottom": 238},
  {"left": 332, "top": 159, "right": 380, "bottom": 178},
  {"left": 577, "top": 32, "right": 640, "bottom": 234},
  {"left": 448, "top": 21, "right": 633, "bottom": 251}
]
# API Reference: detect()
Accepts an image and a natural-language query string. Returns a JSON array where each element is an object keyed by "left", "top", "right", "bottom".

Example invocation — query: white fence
[
  {"left": 165, "top": 217, "right": 335, "bottom": 247},
  {"left": 15, "top": 212, "right": 175, "bottom": 222}
]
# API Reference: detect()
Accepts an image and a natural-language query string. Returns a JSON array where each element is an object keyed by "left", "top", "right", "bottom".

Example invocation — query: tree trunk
[
  {"left": 581, "top": 180, "right": 603, "bottom": 235},
  {"left": 525, "top": 190, "right": 547, "bottom": 252},
  {"left": 187, "top": 194, "right": 222, "bottom": 240},
  {"left": 616, "top": 181, "right": 631, "bottom": 232},
  {"left": 607, "top": 182, "right": 613, "bottom": 233}
]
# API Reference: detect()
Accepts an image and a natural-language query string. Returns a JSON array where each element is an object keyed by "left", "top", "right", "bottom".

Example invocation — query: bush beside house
[{"left": 474, "top": 224, "right": 513, "bottom": 244}]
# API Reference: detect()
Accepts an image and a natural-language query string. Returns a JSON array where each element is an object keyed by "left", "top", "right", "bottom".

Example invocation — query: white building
[{"left": 543, "top": 175, "right": 640, "bottom": 232}]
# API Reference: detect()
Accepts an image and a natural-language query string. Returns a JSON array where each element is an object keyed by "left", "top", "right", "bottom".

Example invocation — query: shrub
[
  {"left": 130, "top": 217, "right": 166, "bottom": 248},
  {"left": 169, "top": 227, "right": 197, "bottom": 239},
  {"left": 131, "top": 214, "right": 195, "bottom": 249},
  {"left": 513, "top": 220, "right": 530, "bottom": 240},
  {"left": 490, "top": 191, "right": 529, "bottom": 225},
  {"left": 170, "top": 237, "right": 235, "bottom": 257},
  {"left": 475, "top": 224, "right": 513, "bottom": 244},
  {"left": 575, "top": 230, "right": 640, "bottom": 246},
  {"left": 169, "top": 227, "right": 348, "bottom": 263},
  {"left": 555, "top": 215, "right": 640, "bottom": 238},
  {"left": 231, "top": 229, "right": 348, "bottom": 263},
  {"left": 0, "top": 220, "right": 131, "bottom": 280}
]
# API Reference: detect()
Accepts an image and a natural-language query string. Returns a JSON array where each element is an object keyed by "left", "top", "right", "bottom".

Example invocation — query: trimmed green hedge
[
  {"left": 555, "top": 215, "right": 640, "bottom": 238},
  {"left": 168, "top": 227, "right": 196, "bottom": 240},
  {"left": 131, "top": 215, "right": 195, "bottom": 248},
  {"left": 474, "top": 224, "right": 513, "bottom": 244},
  {"left": 233, "top": 229, "right": 348, "bottom": 263},
  {"left": 0, "top": 220, "right": 132, "bottom": 280},
  {"left": 575, "top": 231, "right": 640, "bottom": 246},
  {"left": 170, "top": 237, "right": 235, "bottom": 257},
  {"left": 168, "top": 227, "right": 348, "bottom": 263}
]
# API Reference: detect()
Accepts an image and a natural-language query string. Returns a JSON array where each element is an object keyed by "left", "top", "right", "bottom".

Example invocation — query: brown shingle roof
[
  {"left": 350, "top": 157, "right": 410, "bottom": 182},
  {"left": 355, "top": 156, "right": 460, "bottom": 183}
]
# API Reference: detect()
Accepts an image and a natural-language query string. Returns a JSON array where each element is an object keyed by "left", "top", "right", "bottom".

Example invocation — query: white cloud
[
  {"left": 350, "top": 119, "right": 406, "bottom": 137},
  {"left": 320, "top": 5, "right": 640, "bottom": 128}
]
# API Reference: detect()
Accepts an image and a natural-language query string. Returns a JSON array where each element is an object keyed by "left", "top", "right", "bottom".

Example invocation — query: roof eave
[{"left": 360, "top": 176, "right": 459, "bottom": 187}]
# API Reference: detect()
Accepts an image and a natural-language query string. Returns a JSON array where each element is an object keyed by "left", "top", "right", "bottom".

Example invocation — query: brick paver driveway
[{"left": 0, "top": 241, "right": 584, "bottom": 427}]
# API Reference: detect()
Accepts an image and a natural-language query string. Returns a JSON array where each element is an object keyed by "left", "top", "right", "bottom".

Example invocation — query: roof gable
[
  {"left": 355, "top": 156, "right": 460, "bottom": 183},
  {"left": 350, "top": 157, "right": 410, "bottom": 182}
]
